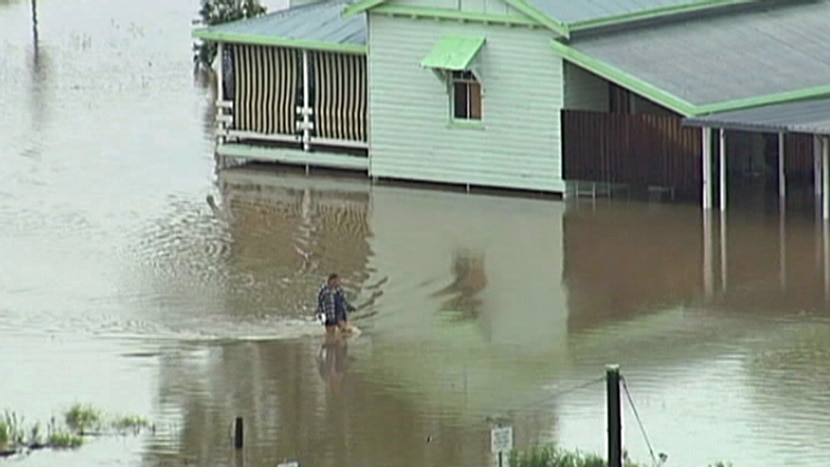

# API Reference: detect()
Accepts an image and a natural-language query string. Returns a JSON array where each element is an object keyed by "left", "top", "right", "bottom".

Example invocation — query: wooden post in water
[
  {"left": 31, "top": 0, "right": 39, "bottom": 54},
  {"left": 606, "top": 364, "right": 622, "bottom": 467},
  {"left": 234, "top": 417, "right": 244, "bottom": 450}
]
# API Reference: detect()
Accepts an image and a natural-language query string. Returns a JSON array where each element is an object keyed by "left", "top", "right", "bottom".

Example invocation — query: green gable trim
[
  {"left": 552, "top": 39, "right": 830, "bottom": 118},
  {"left": 192, "top": 28, "right": 366, "bottom": 54},
  {"left": 695, "top": 85, "right": 830, "bottom": 116},
  {"left": 343, "top": 0, "right": 569, "bottom": 37},
  {"left": 568, "top": 0, "right": 750, "bottom": 32},
  {"left": 373, "top": 5, "right": 538, "bottom": 27},
  {"left": 421, "top": 35, "right": 486, "bottom": 70},
  {"left": 342, "top": 0, "right": 386, "bottom": 17},
  {"left": 502, "top": 0, "right": 569, "bottom": 37},
  {"left": 550, "top": 40, "right": 695, "bottom": 116}
]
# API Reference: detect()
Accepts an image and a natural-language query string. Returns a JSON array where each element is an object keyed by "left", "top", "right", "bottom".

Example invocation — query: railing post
[
  {"left": 302, "top": 49, "right": 311, "bottom": 152},
  {"left": 216, "top": 42, "right": 225, "bottom": 145},
  {"left": 606, "top": 364, "right": 622, "bottom": 467}
]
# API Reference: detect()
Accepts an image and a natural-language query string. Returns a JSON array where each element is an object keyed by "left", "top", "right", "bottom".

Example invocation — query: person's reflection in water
[{"left": 317, "top": 334, "right": 348, "bottom": 395}]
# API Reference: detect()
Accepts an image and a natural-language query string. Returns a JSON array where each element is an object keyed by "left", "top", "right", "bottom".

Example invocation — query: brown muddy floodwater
[{"left": 2, "top": 1, "right": 830, "bottom": 466}]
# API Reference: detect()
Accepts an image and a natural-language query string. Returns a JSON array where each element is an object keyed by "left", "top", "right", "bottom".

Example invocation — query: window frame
[{"left": 449, "top": 70, "right": 483, "bottom": 122}]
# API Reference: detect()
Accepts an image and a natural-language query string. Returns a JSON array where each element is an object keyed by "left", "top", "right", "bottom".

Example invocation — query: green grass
[
  {"left": 112, "top": 415, "right": 151, "bottom": 434},
  {"left": 47, "top": 431, "right": 83, "bottom": 449},
  {"left": 1, "top": 412, "right": 25, "bottom": 448},
  {"left": 0, "top": 420, "right": 8, "bottom": 450},
  {"left": 508, "top": 445, "right": 642, "bottom": 467},
  {"left": 65, "top": 404, "right": 102, "bottom": 434},
  {"left": 0, "top": 405, "right": 152, "bottom": 457},
  {"left": 508, "top": 444, "right": 733, "bottom": 467}
]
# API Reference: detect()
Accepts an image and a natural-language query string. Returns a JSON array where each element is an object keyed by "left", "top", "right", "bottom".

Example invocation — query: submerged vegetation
[
  {"left": 193, "top": 0, "right": 267, "bottom": 70},
  {"left": 0, "top": 405, "right": 152, "bottom": 458},
  {"left": 65, "top": 404, "right": 102, "bottom": 434},
  {"left": 508, "top": 444, "right": 732, "bottom": 467}
]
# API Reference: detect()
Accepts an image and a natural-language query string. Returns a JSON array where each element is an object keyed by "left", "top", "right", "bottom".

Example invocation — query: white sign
[
  {"left": 490, "top": 426, "right": 513, "bottom": 453},
  {"left": 277, "top": 462, "right": 299, "bottom": 467}
]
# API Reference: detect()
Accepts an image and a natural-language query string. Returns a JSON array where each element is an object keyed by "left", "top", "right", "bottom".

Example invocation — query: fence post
[{"left": 606, "top": 364, "right": 621, "bottom": 467}]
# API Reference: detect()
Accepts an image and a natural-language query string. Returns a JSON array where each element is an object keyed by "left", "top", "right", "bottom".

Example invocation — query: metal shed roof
[
  {"left": 683, "top": 98, "right": 830, "bottom": 135},
  {"left": 566, "top": 1, "right": 830, "bottom": 108},
  {"left": 524, "top": 0, "right": 712, "bottom": 25},
  {"left": 192, "top": 1, "right": 366, "bottom": 52}
]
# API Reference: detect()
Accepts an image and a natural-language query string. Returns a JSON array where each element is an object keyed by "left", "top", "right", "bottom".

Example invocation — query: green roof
[{"left": 420, "top": 35, "right": 486, "bottom": 71}]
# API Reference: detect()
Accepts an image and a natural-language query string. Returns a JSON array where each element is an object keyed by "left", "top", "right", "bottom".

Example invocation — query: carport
[
  {"left": 684, "top": 98, "right": 830, "bottom": 219},
  {"left": 684, "top": 98, "right": 830, "bottom": 302}
]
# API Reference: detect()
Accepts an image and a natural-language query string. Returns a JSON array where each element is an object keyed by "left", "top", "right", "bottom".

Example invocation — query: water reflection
[
  {"left": 318, "top": 336, "right": 349, "bottom": 395},
  {"left": 431, "top": 249, "right": 487, "bottom": 319},
  {"left": 4, "top": 0, "right": 830, "bottom": 464}
]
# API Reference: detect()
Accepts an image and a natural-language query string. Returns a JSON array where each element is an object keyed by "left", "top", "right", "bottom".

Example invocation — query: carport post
[
  {"left": 815, "top": 135, "right": 822, "bottom": 197},
  {"left": 702, "top": 127, "right": 712, "bottom": 210},
  {"left": 778, "top": 132, "right": 786, "bottom": 202},
  {"left": 823, "top": 136, "right": 829, "bottom": 221},
  {"left": 719, "top": 128, "right": 727, "bottom": 212}
]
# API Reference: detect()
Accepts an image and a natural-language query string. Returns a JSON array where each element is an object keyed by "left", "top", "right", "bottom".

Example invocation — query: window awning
[{"left": 420, "top": 35, "right": 485, "bottom": 71}]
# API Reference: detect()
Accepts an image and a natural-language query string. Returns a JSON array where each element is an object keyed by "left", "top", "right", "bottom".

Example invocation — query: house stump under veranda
[{"left": 192, "top": 0, "right": 830, "bottom": 215}]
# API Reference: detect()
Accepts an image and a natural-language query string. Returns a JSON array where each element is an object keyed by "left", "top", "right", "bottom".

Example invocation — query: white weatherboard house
[{"left": 193, "top": 0, "right": 830, "bottom": 211}]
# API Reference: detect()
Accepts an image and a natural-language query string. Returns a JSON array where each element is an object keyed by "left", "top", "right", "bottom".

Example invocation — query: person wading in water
[{"left": 317, "top": 273, "right": 356, "bottom": 336}]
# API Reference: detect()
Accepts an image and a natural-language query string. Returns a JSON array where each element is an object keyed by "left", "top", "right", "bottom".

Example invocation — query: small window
[{"left": 451, "top": 71, "right": 482, "bottom": 120}]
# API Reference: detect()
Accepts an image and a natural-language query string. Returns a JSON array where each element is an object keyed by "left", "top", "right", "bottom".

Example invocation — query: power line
[{"left": 621, "top": 376, "right": 658, "bottom": 466}]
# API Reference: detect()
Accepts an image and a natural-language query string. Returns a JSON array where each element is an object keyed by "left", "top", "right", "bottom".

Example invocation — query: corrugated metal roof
[
  {"left": 568, "top": 1, "right": 830, "bottom": 106},
  {"left": 524, "top": 0, "right": 708, "bottom": 24},
  {"left": 683, "top": 98, "right": 830, "bottom": 135},
  {"left": 199, "top": 0, "right": 366, "bottom": 46}
]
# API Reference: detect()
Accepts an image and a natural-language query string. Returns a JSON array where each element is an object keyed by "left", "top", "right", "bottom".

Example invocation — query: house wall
[
  {"left": 367, "top": 13, "right": 565, "bottom": 193},
  {"left": 563, "top": 62, "right": 609, "bottom": 112},
  {"left": 563, "top": 62, "right": 676, "bottom": 117}
]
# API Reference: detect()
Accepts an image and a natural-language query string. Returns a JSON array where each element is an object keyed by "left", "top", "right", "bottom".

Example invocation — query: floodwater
[{"left": 2, "top": 1, "right": 830, "bottom": 466}]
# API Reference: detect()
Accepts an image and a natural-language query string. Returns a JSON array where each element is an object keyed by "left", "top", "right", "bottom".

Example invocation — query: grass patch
[
  {"left": 508, "top": 445, "right": 645, "bottom": 467},
  {"left": 0, "top": 420, "right": 7, "bottom": 449},
  {"left": 112, "top": 415, "right": 151, "bottom": 434},
  {"left": 65, "top": 404, "right": 102, "bottom": 435},
  {"left": 47, "top": 431, "right": 83, "bottom": 449},
  {"left": 508, "top": 444, "right": 733, "bottom": 467},
  {"left": 0, "top": 405, "right": 153, "bottom": 458},
  {"left": 1, "top": 412, "right": 25, "bottom": 448}
]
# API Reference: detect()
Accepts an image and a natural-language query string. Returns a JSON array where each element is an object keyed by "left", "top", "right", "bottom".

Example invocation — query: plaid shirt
[{"left": 317, "top": 285, "right": 354, "bottom": 322}]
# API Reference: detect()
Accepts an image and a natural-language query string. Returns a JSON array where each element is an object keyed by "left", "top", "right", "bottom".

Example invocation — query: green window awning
[{"left": 420, "top": 35, "right": 486, "bottom": 71}]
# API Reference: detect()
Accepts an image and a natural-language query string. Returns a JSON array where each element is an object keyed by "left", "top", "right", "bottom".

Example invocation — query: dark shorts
[{"left": 324, "top": 309, "right": 348, "bottom": 327}]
